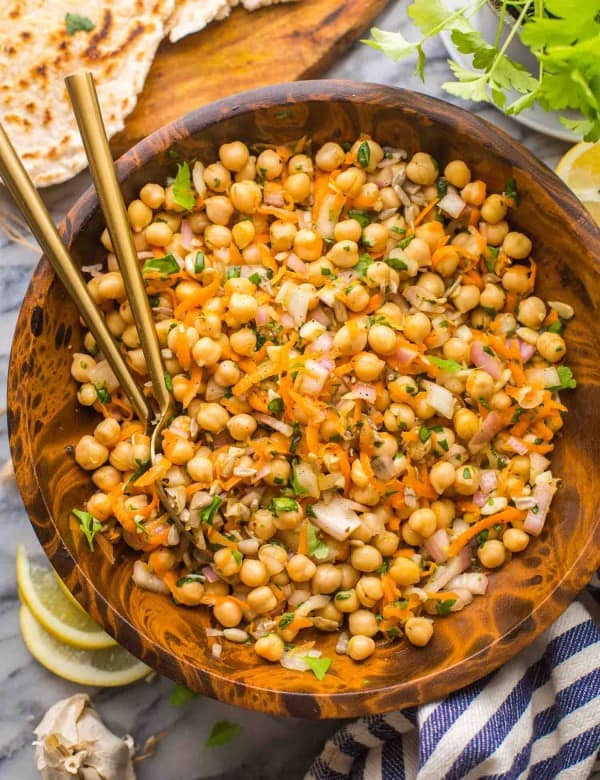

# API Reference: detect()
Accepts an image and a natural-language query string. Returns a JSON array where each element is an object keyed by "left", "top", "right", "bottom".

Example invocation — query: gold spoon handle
[
  {"left": 65, "top": 71, "right": 171, "bottom": 417},
  {"left": 0, "top": 121, "right": 150, "bottom": 426}
]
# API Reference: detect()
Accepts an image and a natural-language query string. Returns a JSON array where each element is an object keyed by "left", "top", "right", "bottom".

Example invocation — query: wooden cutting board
[{"left": 111, "top": 0, "right": 390, "bottom": 154}]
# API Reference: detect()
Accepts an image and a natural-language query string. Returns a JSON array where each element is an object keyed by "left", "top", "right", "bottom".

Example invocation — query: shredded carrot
[
  {"left": 413, "top": 198, "right": 439, "bottom": 227},
  {"left": 232, "top": 359, "right": 281, "bottom": 397},
  {"left": 173, "top": 273, "right": 220, "bottom": 320},
  {"left": 447, "top": 508, "right": 527, "bottom": 557},
  {"left": 297, "top": 520, "right": 309, "bottom": 556},
  {"left": 133, "top": 458, "right": 172, "bottom": 488}
]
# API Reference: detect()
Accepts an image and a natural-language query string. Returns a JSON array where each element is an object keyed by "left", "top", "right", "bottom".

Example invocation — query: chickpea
[
  {"left": 74, "top": 436, "right": 109, "bottom": 471},
  {"left": 537, "top": 331, "right": 566, "bottom": 362},
  {"left": 336, "top": 167, "right": 367, "bottom": 197},
  {"left": 389, "top": 556, "right": 420, "bottom": 586},
  {"left": 334, "top": 589, "right": 360, "bottom": 613},
  {"left": 407, "top": 508, "right": 436, "bottom": 539},
  {"left": 354, "top": 352, "right": 385, "bottom": 382},
  {"left": 380, "top": 186, "right": 401, "bottom": 209},
  {"left": 344, "top": 284, "right": 371, "bottom": 312},
  {"left": 85, "top": 492, "right": 111, "bottom": 522},
  {"left": 333, "top": 321, "right": 368, "bottom": 355},
  {"left": 213, "top": 547, "right": 243, "bottom": 578},
  {"left": 246, "top": 585, "right": 277, "bottom": 614},
  {"left": 517, "top": 296, "right": 546, "bottom": 329},
  {"left": 127, "top": 199, "right": 153, "bottom": 233},
  {"left": 503, "top": 231, "right": 532, "bottom": 260},
  {"left": 404, "top": 312, "right": 431, "bottom": 344},
  {"left": 145, "top": 221, "right": 173, "bottom": 247},
  {"left": 503, "top": 527, "right": 530, "bottom": 553},
  {"left": 230, "top": 180, "right": 262, "bottom": 213},
  {"left": 355, "top": 576, "right": 384, "bottom": 607},
  {"left": 219, "top": 141, "right": 249, "bottom": 172},
  {"left": 490, "top": 390, "right": 512, "bottom": 412},
  {"left": 180, "top": 446, "right": 212, "bottom": 480},
  {"left": 383, "top": 403, "right": 414, "bottom": 433},
  {"left": 232, "top": 220, "right": 255, "bottom": 249},
  {"left": 334, "top": 219, "right": 362, "bottom": 243},
  {"left": 109, "top": 441, "right": 136, "bottom": 472},
  {"left": 328, "top": 239, "right": 359, "bottom": 268},
  {"left": 347, "top": 635, "right": 375, "bottom": 661},
  {"left": 288, "top": 153, "right": 313, "bottom": 175},
  {"left": 228, "top": 293, "right": 258, "bottom": 325},
  {"left": 444, "top": 160, "right": 471, "bottom": 189},
  {"left": 204, "top": 224, "right": 232, "bottom": 249},
  {"left": 213, "top": 360, "right": 241, "bottom": 387},
  {"left": 205, "top": 196, "right": 234, "bottom": 226},
  {"left": 226, "top": 413, "right": 257, "bottom": 441},
  {"left": 237, "top": 559, "right": 268, "bottom": 588},
  {"left": 350, "top": 545, "right": 383, "bottom": 573},
  {"left": 373, "top": 531, "right": 399, "bottom": 558},
  {"left": 482, "top": 219, "right": 509, "bottom": 246},
  {"left": 348, "top": 609, "right": 379, "bottom": 637},
  {"left": 263, "top": 458, "right": 291, "bottom": 487},
  {"left": 203, "top": 162, "right": 231, "bottom": 192},
  {"left": 255, "top": 634, "right": 285, "bottom": 662},
  {"left": 366, "top": 260, "right": 401, "bottom": 289},
  {"left": 454, "top": 464, "right": 480, "bottom": 495},
  {"left": 294, "top": 229, "right": 323, "bottom": 261},
  {"left": 429, "top": 461, "right": 456, "bottom": 494},
  {"left": 443, "top": 337, "right": 470, "bottom": 363},
  {"left": 406, "top": 152, "right": 438, "bottom": 186},
  {"left": 287, "top": 554, "right": 317, "bottom": 582},
  {"left": 192, "top": 337, "right": 222, "bottom": 367},
  {"left": 453, "top": 284, "right": 481, "bottom": 313},
  {"left": 405, "top": 616, "right": 434, "bottom": 647},
  {"left": 71, "top": 353, "right": 96, "bottom": 383},
  {"left": 312, "top": 564, "right": 343, "bottom": 594},
  {"left": 214, "top": 598, "right": 243, "bottom": 628},
  {"left": 480, "top": 283, "right": 506, "bottom": 312},
  {"left": 315, "top": 142, "right": 345, "bottom": 171},
  {"left": 454, "top": 409, "right": 481, "bottom": 442},
  {"left": 167, "top": 437, "right": 195, "bottom": 466},
  {"left": 285, "top": 172, "right": 312, "bottom": 202},
  {"left": 478, "top": 539, "right": 506, "bottom": 568},
  {"left": 256, "top": 149, "right": 283, "bottom": 180},
  {"left": 98, "top": 272, "right": 126, "bottom": 301},
  {"left": 403, "top": 237, "right": 431, "bottom": 266},
  {"left": 351, "top": 138, "right": 384, "bottom": 171},
  {"left": 368, "top": 323, "right": 396, "bottom": 354},
  {"left": 196, "top": 402, "right": 229, "bottom": 433},
  {"left": 270, "top": 220, "right": 297, "bottom": 251},
  {"left": 362, "top": 223, "right": 388, "bottom": 253},
  {"left": 230, "top": 328, "right": 257, "bottom": 356},
  {"left": 140, "top": 182, "right": 165, "bottom": 210},
  {"left": 466, "top": 370, "right": 495, "bottom": 401},
  {"left": 502, "top": 266, "right": 531, "bottom": 294},
  {"left": 480, "top": 194, "right": 507, "bottom": 224},
  {"left": 83, "top": 332, "right": 97, "bottom": 355},
  {"left": 432, "top": 498, "right": 455, "bottom": 529},
  {"left": 351, "top": 485, "right": 380, "bottom": 506},
  {"left": 461, "top": 180, "right": 487, "bottom": 206},
  {"left": 92, "top": 465, "right": 121, "bottom": 492},
  {"left": 350, "top": 459, "right": 369, "bottom": 488}
]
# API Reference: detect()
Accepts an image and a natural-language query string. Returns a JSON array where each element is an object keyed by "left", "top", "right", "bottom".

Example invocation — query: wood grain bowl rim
[{"left": 9, "top": 81, "right": 600, "bottom": 718}]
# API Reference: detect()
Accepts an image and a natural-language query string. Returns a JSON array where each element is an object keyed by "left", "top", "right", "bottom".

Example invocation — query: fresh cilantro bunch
[{"left": 365, "top": 0, "right": 600, "bottom": 141}]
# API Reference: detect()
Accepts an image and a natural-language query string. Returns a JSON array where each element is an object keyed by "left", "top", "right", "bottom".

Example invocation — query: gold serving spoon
[
  {"left": 0, "top": 124, "right": 149, "bottom": 425},
  {"left": 64, "top": 71, "right": 197, "bottom": 546}
]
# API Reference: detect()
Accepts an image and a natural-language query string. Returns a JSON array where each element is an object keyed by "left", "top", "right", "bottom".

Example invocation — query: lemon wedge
[
  {"left": 16, "top": 545, "right": 116, "bottom": 650},
  {"left": 19, "top": 604, "right": 151, "bottom": 686},
  {"left": 556, "top": 141, "right": 600, "bottom": 225}
]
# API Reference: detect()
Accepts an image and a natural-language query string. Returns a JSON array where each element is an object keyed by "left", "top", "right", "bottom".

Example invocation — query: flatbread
[
  {"left": 166, "top": 0, "right": 296, "bottom": 43},
  {"left": 0, "top": 0, "right": 175, "bottom": 187}
]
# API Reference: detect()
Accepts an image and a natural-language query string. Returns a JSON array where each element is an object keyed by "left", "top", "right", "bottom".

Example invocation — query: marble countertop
[{"left": 0, "top": 3, "right": 570, "bottom": 777}]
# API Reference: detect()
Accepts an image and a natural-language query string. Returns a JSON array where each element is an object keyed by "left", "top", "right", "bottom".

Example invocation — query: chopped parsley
[
  {"left": 463, "top": 467, "right": 472, "bottom": 479},
  {"left": 71, "top": 509, "right": 102, "bottom": 551},
  {"left": 94, "top": 384, "right": 111, "bottom": 405},
  {"left": 302, "top": 655, "right": 332, "bottom": 681},
  {"left": 270, "top": 497, "right": 298, "bottom": 515},
  {"left": 419, "top": 425, "right": 432, "bottom": 443},
  {"left": 164, "top": 370, "right": 173, "bottom": 393},
  {"left": 436, "top": 599, "right": 456, "bottom": 616},
  {"left": 142, "top": 254, "right": 180, "bottom": 276},
  {"left": 205, "top": 720, "right": 242, "bottom": 748},
  {"left": 249, "top": 272, "right": 262, "bottom": 285},
  {"left": 124, "top": 459, "right": 150, "bottom": 493},
  {"left": 429, "top": 356, "right": 462, "bottom": 373},
  {"left": 386, "top": 254, "right": 408, "bottom": 271},
  {"left": 485, "top": 246, "right": 499, "bottom": 273},
  {"left": 199, "top": 496, "right": 222, "bottom": 525},
  {"left": 348, "top": 209, "right": 372, "bottom": 228},
  {"left": 290, "top": 422, "right": 301, "bottom": 453},
  {"left": 355, "top": 253, "right": 374, "bottom": 278},
  {"left": 65, "top": 13, "right": 95, "bottom": 35},
  {"left": 169, "top": 684, "right": 198, "bottom": 707},
  {"left": 357, "top": 141, "right": 371, "bottom": 168},
  {"left": 226, "top": 266, "right": 241, "bottom": 279},
  {"left": 267, "top": 397, "right": 284, "bottom": 414},
  {"left": 504, "top": 178, "right": 520, "bottom": 206},
  {"left": 307, "top": 523, "right": 329, "bottom": 560},
  {"left": 547, "top": 319, "right": 564, "bottom": 334},
  {"left": 437, "top": 178, "right": 448, "bottom": 198},
  {"left": 194, "top": 251, "right": 206, "bottom": 273},
  {"left": 548, "top": 365, "right": 576, "bottom": 391},
  {"left": 279, "top": 613, "right": 295, "bottom": 628},
  {"left": 176, "top": 573, "right": 206, "bottom": 587},
  {"left": 477, "top": 529, "right": 490, "bottom": 546}
]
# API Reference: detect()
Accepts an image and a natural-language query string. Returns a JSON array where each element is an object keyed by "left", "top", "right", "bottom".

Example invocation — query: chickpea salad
[{"left": 71, "top": 135, "right": 576, "bottom": 676}]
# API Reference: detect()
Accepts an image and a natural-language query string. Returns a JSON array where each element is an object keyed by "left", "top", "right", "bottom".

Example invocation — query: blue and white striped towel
[{"left": 307, "top": 587, "right": 600, "bottom": 780}]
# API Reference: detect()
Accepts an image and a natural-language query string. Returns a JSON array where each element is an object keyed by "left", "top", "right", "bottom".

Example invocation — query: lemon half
[
  {"left": 16, "top": 545, "right": 116, "bottom": 650},
  {"left": 556, "top": 141, "right": 600, "bottom": 225}
]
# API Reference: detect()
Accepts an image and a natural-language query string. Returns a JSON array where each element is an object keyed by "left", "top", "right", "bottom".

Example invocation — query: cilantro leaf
[
  {"left": 172, "top": 162, "right": 196, "bottom": 210},
  {"left": 267, "top": 397, "right": 284, "bottom": 414},
  {"left": 65, "top": 13, "right": 95, "bottom": 35},
  {"left": 205, "top": 720, "right": 241, "bottom": 748},
  {"left": 429, "top": 356, "right": 462, "bottom": 373},
  {"left": 169, "top": 684, "right": 198, "bottom": 707},
  {"left": 355, "top": 253, "right": 373, "bottom": 278},
  {"left": 270, "top": 497, "right": 298, "bottom": 515},
  {"left": 279, "top": 613, "right": 294, "bottom": 628},
  {"left": 199, "top": 496, "right": 222, "bottom": 525},
  {"left": 348, "top": 209, "right": 372, "bottom": 228},
  {"left": 548, "top": 366, "right": 576, "bottom": 391},
  {"left": 164, "top": 370, "right": 173, "bottom": 393},
  {"left": 357, "top": 142, "right": 371, "bottom": 168},
  {"left": 94, "top": 384, "right": 111, "bottom": 404},
  {"left": 302, "top": 655, "right": 332, "bottom": 681},
  {"left": 436, "top": 599, "right": 456, "bottom": 616},
  {"left": 142, "top": 254, "right": 180, "bottom": 275},
  {"left": 72, "top": 509, "right": 102, "bottom": 551},
  {"left": 307, "top": 523, "right": 329, "bottom": 560}
]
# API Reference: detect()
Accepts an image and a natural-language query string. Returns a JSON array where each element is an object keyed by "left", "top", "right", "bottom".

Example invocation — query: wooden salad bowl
[{"left": 8, "top": 82, "right": 600, "bottom": 718}]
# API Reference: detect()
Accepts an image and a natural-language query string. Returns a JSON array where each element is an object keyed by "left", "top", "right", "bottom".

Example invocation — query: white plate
[{"left": 438, "top": 2, "right": 581, "bottom": 143}]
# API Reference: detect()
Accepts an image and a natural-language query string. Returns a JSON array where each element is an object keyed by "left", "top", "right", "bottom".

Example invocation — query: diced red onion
[
  {"left": 255, "top": 305, "right": 270, "bottom": 326},
  {"left": 335, "top": 631, "right": 350, "bottom": 655},
  {"left": 181, "top": 219, "right": 194, "bottom": 251},
  {"left": 286, "top": 253, "right": 308, "bottom": 275},
  {"left": 280, "top": 313, "right": 295, "bottom": 328},
  {"left": 524, "top": 476, "right": 557, "bottom": 535},
  {"left": 480, "top": 469, "right": 498, "bottom": 494},
  {"left": 425, "top": 546, "right": 471, "bottom": 592},
  {"left": 506, "top": 436, "right": 529, "bottom": 455},
  {"left": 472, "top": 491, "right": 487, "bottom": 508},
  {"left": 447, "top": 573, "right": 489, "bottom": 595},
  {"left": 264, "top": 191, "right": 285, "bottom": 207},
  {"left": 344, "top": 383, "right": 376, "bottom": 404},
  {"left": 254, "top": 413, "right": 294, "bottom": 437},
  {"left": 438, "top": 191, "right": 466, "bottom": 219},
  {"left": 516, "top": 338, "right": 536, "bottom": 363},
  {"left": 471, "top": 340, "right": 503, "bottom": 379},
  {"left": 202, "top": 566, "right": 219, "bottom": 583},
  {"left": 394, "top": 344, "right": 420, "bottom": 365},
  {"left": 136, "top": 251, "right": 156, "bottom": 260},
  {"left": 312, "top": 497, "right": 361, "bottom": 541},
  {"left": 296, "top": 594, "right": 330, "bottom": 616},
  {"left": 529, "top": 452, "right": 550, "bottom": 481},
  {"left": 311, "top": 307, "right": 331, "bottom": 327},
  {"left": 424, "top": 529, "right": 450, "bottom": 563},
  {"left": 469, "top": 411, "right": 504, "bottom": 454},
  {"left": 425, "top": 381, "right": 455, "bottom": 419},
  {"left": 299, "top": 359, "right": 330, "bottom": 396},
  {"left": 307, "top": 332, "right": 334, "bottom": 355},
  {"left": 404, "top": 486, "right": 418, "bottom": 508}
]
